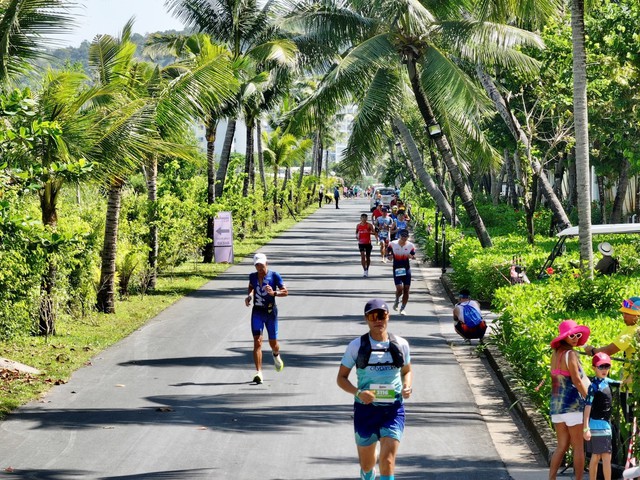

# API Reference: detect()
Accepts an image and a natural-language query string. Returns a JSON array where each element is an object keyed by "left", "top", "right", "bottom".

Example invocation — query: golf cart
[{"left": 537, "top": 223, "right": 640, "bottom": 279}]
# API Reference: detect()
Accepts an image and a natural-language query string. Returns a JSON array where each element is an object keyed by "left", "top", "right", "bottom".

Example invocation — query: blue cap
[{"left": 364, "top": 298, "right": 389, "bottom": 315}]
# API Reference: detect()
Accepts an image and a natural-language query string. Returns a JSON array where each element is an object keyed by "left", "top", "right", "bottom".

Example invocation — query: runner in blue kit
[
  {"left": 245, "top": 253, "right": 288, "bottom": 384},
  {"left": 386, "top": 230, "right": 415, "bottom": 316},
  {"left": 376, "top": 207, "right": 394, "bottom": 263},
  {"left": 337, "top": 299, "right": 413, "bottom": 480}
]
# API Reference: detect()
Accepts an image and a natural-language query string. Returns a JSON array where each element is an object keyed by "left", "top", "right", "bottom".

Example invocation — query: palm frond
[
  {"left": 419, "top": 45, "right": 492, "bottom": 125},
  {"left": 0, "top": 0, "right": 77, "bottom": 83},
  {"left": 341, "top": 67, "right": 404, "bottom": 175}
]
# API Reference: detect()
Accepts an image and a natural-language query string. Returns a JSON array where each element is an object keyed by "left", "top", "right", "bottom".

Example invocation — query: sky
[{"left": 60, "top": 0, "right": 186, "bottom": 47}]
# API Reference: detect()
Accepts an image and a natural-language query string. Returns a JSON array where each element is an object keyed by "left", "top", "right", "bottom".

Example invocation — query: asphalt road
[{"left": 0, "top": 197, "right": 548, "bottom": 480}]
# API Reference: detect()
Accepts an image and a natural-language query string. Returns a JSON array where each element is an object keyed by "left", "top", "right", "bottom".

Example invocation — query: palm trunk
[
  {"left": 96, "top": 180, "right": 124, "bottom": 314},
  {"left": 203, "top": 116, "right": 218, "bottom": 263},
  {"left": 571, "top": 0, "right": 593, "bottom": 275},
  {"left": 477, "top": 65, "right": 571, "bottom": 230},
  {"left": 597, "top": 175, "right": 606, "bottom": 224},
  {"left": 505, "top": 149, "right": 518, "bottom": 209},
  {"left": 144, "top": 156, "right": 158, "bottom": 288},
  {"left": 315, "top": 131, "right": 323, "bottom": 177},
  {"left": 392, "top": 116, "right": 455, "bottom": 223},
  {"left": 38, "top": 181, "right": 60, "bottom": 335},
  {"left": 406, "top": 57, "right": 492, "bottom": 247},
  {"left": 611, "top": 158, "right": 630, "bottom": 223},
  {"left": 256, "top": 121, "right": 267, "bottom": 196},
  {"left": 243, "top": 119, "right": 254, "bottom": 197},
  {"left": 215, "top": 118, "right": 237, "bottom": 199}
]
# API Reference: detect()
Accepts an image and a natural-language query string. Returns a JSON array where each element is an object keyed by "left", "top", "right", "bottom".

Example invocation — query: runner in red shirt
[{"left": 356, "top": 213, "right": 376, "bottom": 277}]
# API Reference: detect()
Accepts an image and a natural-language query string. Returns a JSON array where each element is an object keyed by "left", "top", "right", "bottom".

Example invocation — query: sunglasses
[
  {"left": 367, "top": 310, "right": 388, "bottom": 320},
  {"left": 567, "top": 332, "right": 582, "bottom": 340},
  {"left": 596, "top": 364, "right": 611, "bottom": 370}
]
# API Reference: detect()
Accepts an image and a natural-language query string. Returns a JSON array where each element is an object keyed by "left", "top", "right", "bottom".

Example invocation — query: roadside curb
[{"left": 439, "top": 272, "right": 556, "bottom": 465}]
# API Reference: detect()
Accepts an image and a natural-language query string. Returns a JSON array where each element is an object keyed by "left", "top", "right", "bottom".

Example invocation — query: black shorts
[
  {"left": 586, "top": 431, "right": 612, "bottom": 455},
  {"left": 359, "top": 243, "right": 373, "bottom": 254}
]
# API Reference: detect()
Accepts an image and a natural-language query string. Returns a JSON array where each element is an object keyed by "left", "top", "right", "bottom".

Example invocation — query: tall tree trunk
[
  {"left": 553, "top": 152, "right": 566, "bottom": 202},
  {"left": 215, "top": 118, "right": 237, "bottom": 199},
  {"left": 491, "top": 162, "right": 506, "bottom": 206},
  {"left": 611, "top": 158, "right": 629, "bottom": 223},
  {"left": 567, "top": 151, "right": 578, "bottom": 211},
  {"left": 38, "top": 181, "right": 60, "bottom": 335},
  {"left": 392, "top": 117, "right": 455, "bottom": 223},
  {"left": 144, "top": 156, "right": 158, "bottom": 289},
  {"left": 407, "top": 57, "right": 492, "bottom": 247},
  {"left": 505, "top": 149, "right": 517, "bottom": 208},
  {"left": 256, "top": 120, "right": 267, "bottom": 195},
  {"left": 477, "top": 65, "right": 571, "bottom": 230},
  {"left": 203, "top": 116, "right": 218, "bottom": 263},
  {"left": 243, "top": 120, "right": 255, "bottom": 197},
  {"left": 571, "top": 0, "right": 593, "bottom": 275},
  {"left": 96, "top": 180, "right": 124, "bottom": 314}
]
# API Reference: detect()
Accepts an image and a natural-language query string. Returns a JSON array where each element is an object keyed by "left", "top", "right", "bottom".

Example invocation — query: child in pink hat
[{"left": 583, "top": 352, "right": 613, "bottom": 480}]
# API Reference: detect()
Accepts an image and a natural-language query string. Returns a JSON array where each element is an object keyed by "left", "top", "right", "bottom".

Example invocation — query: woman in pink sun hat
[{"left": 549, "top": 319, "right": 591, "bottom": 480}]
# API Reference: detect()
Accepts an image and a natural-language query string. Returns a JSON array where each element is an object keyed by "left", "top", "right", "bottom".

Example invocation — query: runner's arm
[
  {"left": 401, "top": 363, "right": 413, "bottom": 398},
  {"left": 337, "top": 364, "right": 375, "bottom": 404},
  {"left": 245, "top": 283, "right": 254, "bottom": 306}
]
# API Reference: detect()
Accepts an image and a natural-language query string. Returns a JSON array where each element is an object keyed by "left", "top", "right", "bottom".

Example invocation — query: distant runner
[
  {"left": 245, "top": 253, "right": 288, "bottom": 384},
  {"left": 375, "top": 207, "right": 394, "bottom": 263},
  {"left": 356, "top": 213, "right": 376, "bottom": 277},
  {"left": 386, "top": 230, "right": 416, "bottom": 316}
]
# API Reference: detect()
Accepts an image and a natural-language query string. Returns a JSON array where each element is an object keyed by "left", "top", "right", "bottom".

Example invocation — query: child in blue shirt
[{"left": 583, "top": 352, "right": 614, "bottom": 480}]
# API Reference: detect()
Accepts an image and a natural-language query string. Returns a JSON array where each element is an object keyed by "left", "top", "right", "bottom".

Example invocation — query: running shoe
[
  {"left": 393, "top": 300, "right": 399, "bottom": 311},
  {"left": 400, "top": 308, "right": 406, "bottom": 316},
  {"left": 253, "top": 371, "right": 263, "bottom": 384},
  {"left": 360, "top": 468, "right": 376, "bottom": 480},
  {"left": 274, "top": 354, "right": 284, "bottom": 372},
  {"left": 363, "top": 270, "right": 368, "bottom": 278}
]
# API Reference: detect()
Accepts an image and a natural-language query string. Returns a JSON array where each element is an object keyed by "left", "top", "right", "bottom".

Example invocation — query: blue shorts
[
  {"left": 353, "top": 401, "right": 405, "bottom": 446},
  {"left": 393, "top": 270, "right": 411, "bottom": 286},
  {"left": 251, "top": 306, "right": 278, "bottom": 339}
]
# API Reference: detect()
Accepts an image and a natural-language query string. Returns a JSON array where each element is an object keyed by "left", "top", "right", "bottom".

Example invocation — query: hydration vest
[{"left": 356, "top": 333, "right": 405, "bottom": 369}]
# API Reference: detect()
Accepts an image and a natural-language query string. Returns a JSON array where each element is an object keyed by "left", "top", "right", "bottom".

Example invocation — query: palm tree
[
  {"left": 0, "top": 0, "right": 76, "bottom": 84},
  {"left": 570, "top": 0, "right": 593, "bottom": 275},
  {"left": 285, "top": 0, "right": 544, "bottom": 247},
  {"left": 262, "top": 127, "right": 312, "bottom": 221},
  {"left": 143, "top": 33, "right": 239, "bottom": 283},
  {"left": 165, "top": 0, "right": 298, "bottom": 260}
]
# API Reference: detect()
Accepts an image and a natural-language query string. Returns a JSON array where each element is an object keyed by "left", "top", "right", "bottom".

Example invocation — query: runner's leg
[
  {"left": 253, "top": 335, "right": 263, "bottom": 371},
  {"left": 357, "top": 443, "right": 377, "bottom": 477},
  {"left": 378, "top": 437, "right": 400, "bottom": 476}
]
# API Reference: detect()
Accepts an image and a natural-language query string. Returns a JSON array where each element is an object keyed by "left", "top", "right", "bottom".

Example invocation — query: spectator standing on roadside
[
  {"left": 584, "top": 296, "right": 640, "bottom": 423},
  {"left": 318, "top": 185, "right": 325, "bottom": 208},
  {"left": 549, "top": 319, "right": 591, "bottom": 480},
  {"left": 337, "top": 299, "right": 413, "bottom": 480},
  {"left": 334, "top": 186, "right": 340, "bottom": 209},
  {"left": 356, "top": 213, "right": 376, "bottom": 278},
  {"left": 245, "top": 253, "right": 288, "bottom": 384},
  {"left": 583, "top": 352, "right": 614, "bottom": 480},
  {"left": 452, "top": 289, "right": 487, "bottom": 342}
]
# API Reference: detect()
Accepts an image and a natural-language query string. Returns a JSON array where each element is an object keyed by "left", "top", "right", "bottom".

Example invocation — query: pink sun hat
[{"left": 550, "top": 319, "right": 590, "bottom": 349}]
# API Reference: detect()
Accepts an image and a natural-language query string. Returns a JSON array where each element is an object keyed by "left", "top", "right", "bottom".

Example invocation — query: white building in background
[
  {"left": 332, "top": 105, "right": 357, "bottom": 164},
  {"left": 193, "top": 119, "right": 250, "bottom": 157}
]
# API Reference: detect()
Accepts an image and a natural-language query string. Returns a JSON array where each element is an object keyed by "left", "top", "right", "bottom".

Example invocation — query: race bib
[
  {"left": 394, "top": 268, "right": 406, "bottom": 276},
  {"left": 370, "top": 383, "right": 395, "bottom": 403}
]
